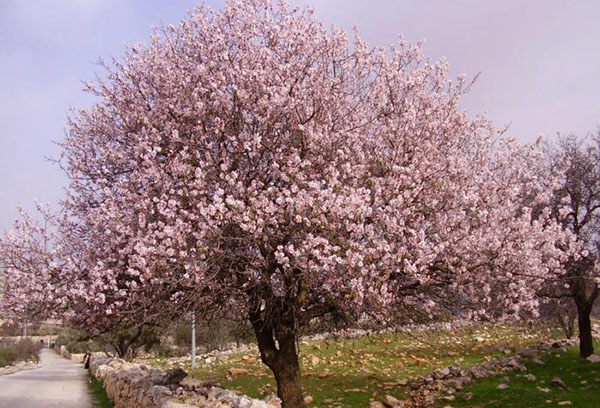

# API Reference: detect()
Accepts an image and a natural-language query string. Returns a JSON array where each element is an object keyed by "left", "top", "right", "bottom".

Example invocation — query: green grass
[
  {"left": 88, "top": 374, "right": 113, "bottom": 408},
  {"left": 142, "top": 323, "right": 563, "bottom": 407},
  {"left": 438, "top": 342, "right": 600, "bottom": 408}
]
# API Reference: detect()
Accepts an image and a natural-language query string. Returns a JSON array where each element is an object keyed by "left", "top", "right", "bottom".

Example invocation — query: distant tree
[
  {"left": 0, "top": 207, "right": 169, "bottom": 360},
  {"left": 0, "top": 205, "right": 62, "bottom": 325},
  {"left": 540, "top": 133, "right": 600, "bottom": 357}
]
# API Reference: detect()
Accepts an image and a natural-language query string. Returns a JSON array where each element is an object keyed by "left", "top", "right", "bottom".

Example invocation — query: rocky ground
[
  {"left": 139, "top": 323, "right": 587, "bottom": 407},
  {"left": 0, "top": 359, "right": 40, "bottom": 376}
]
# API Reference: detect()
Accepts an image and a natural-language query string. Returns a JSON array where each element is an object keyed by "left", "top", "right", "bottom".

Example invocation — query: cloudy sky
[{"left": 1, "top": 0, "right": 599, "bottom": 231}]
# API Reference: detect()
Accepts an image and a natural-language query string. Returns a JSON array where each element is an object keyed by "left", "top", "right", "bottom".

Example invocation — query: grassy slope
[
  {"left": 89, "top": 374, "right": 114, "bottom": 408},
  {"left": 438, "top": 342, "right": 600, "bottom": 408},
  {"left": 144, "top": 324, "right": 562, "bottom": 407}
]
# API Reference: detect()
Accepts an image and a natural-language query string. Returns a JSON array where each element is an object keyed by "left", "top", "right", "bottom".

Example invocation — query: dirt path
[{"left": 0, "top": 348, "right": 93, "bottom": 408}]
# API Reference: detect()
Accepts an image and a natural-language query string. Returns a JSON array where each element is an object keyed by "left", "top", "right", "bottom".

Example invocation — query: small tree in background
[
  {"left": 541, "top": 133, "right": 600, "bottom": 357},
  {"left": 0, "top": 205, "right": 63, "bottom": 327}
]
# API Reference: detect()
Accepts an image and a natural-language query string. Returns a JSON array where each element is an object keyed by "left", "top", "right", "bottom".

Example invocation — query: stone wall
[
  {"left": 59, "top": 345, "right": 71, "bottom": 360},
  {"left": 0, "top": 360, "right": 40, "bottom": 376},
  {"left": 88, "top": 354, "right": 277, "bottom": 408},
  {"left": 402, "top": 338, "right": 580, "bottom": 408},
  {"left": 70, "top": 353, "right": 85, "bottom": 363}
]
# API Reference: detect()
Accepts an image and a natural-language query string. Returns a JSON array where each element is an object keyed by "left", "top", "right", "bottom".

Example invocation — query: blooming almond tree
[
  {"left": 58, "top": 1, "right": 569, "bottom": 406},
  {"left": 0, "top": 206, "right": 184, "bottom": 358},
  {"left": 0, "top": 205, "right": 68, "bottom": 325},
  {"left": 539, "top": 133, "right": 600, "bottom": 357}
]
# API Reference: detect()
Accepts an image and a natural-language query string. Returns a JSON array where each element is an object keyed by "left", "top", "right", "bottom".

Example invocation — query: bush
[
  {"left": 0, "top": 322, "right": 21, "bottom": 336},
  {"left": 14, "top": 339, "right": 43, "bottom": 363},
  {"left": 0, "top": 339, "right": 42, "bottom": 367},
  {"left": 0, "top": 345, "right": 18, "bottom": 367},
  {"left": 56, "top": 325, "right": 165, "bottom": 360},
  {"left": 173, "top": 317, "right": 254, "bottom": 353},
  {"left": 56, "top": 329, "right": 97, "bottom": 354}
]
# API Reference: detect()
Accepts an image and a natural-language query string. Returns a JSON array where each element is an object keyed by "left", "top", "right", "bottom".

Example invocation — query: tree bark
[
  {"left": 272, "top": 333, "right": 305, "bottom": 408},
  {"left": 575, "top": 298, "right": 594, "bottom": 358},
  {"left": 250, "top": 310, "right": 306, "bottom": 408}
]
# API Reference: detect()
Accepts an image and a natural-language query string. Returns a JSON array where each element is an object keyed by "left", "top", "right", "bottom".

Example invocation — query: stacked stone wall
[{"left": 88, "top": 354, "right": 276, "bottom": 408}]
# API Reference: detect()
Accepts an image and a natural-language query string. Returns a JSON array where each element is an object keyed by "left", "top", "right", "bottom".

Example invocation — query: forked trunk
[{"left": 250, "top": 311, "right": 306, "bottom": 408}]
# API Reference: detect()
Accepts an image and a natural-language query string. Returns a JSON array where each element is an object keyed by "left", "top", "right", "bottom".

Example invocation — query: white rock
[{"left": 586, "top": 354, "right": 600, "bottom": 363}]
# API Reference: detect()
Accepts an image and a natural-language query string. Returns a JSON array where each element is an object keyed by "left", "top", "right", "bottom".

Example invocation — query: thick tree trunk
[
  {"left": 575, "top": 300, "right": 594, "bottom": 358},
  {"left": 272, "top": 338, "right": 305, "bottom": 408},
  {"left": 250, "top": 310, "right": 306, "bottom": 408}
]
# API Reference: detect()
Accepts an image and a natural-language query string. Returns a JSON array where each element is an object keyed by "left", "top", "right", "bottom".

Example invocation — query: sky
[{"left": 1, "top": 0, "right": 599, "bottom": 232}]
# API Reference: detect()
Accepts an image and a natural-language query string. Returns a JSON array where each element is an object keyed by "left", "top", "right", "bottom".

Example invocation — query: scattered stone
[
  {"left": 369, "top": 402, "right": 385, "bottom": 408},
  {"left": 463, "top": 392, "right": 473, "bottom": 401},
  {"left": 412, "top": 357, "right": 427, "bottom": 365},
  {"left": 264, "top": 395, "right": 282, "bottom": 407},
  {"left": 525, "top": 374, "right": 536, "bottom": 382},
  {"left": 396, "top": 379, "right": 408, "bottom": 386},
  {"left": 558, "top": 401, "right": 572, "bottom": 406},
  {"left": 165, "top": 368, "right": 188, "bottom": 385},
  {"left": 304, "top": 395, "right": 314, "bottom": 405},
  {"left": 309, "top": 355, "right": 320, "bottom": 365},
  {"left": 318, "top": 369, "right": 332, "bottom": 378},
  {"left": 586, "top": 354, "right": 600, "bottom": 363},
  {"left": 228, "top": 368, "right": 249, "bottom": 377},
  {"left": 551, "top": 377, "right": 566, "bottom": 388},
  {"left": 241, "top": 355, "right": 257, "bottom": 364},
  {"left": 383, "top": 394, "right": 400, "bottom": 407},
  {"left": 496, "top": 383, "right": 509, "bottom": 390}
]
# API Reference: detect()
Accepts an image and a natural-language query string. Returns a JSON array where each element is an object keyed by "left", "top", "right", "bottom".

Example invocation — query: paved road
[{"left": 0, "top": 348, "right": 93, "bottom": 408}]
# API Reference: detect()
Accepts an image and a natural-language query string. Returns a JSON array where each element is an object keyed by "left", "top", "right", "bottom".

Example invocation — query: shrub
[
  {"left": 0, "top": 339, "right": 42, "bottom": 367},
  {"left": 14, "top": 339, "right": 43, "bottom": 363},
  {"left": 0, "top": 344, "right": 18, "bottom": 367}
]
